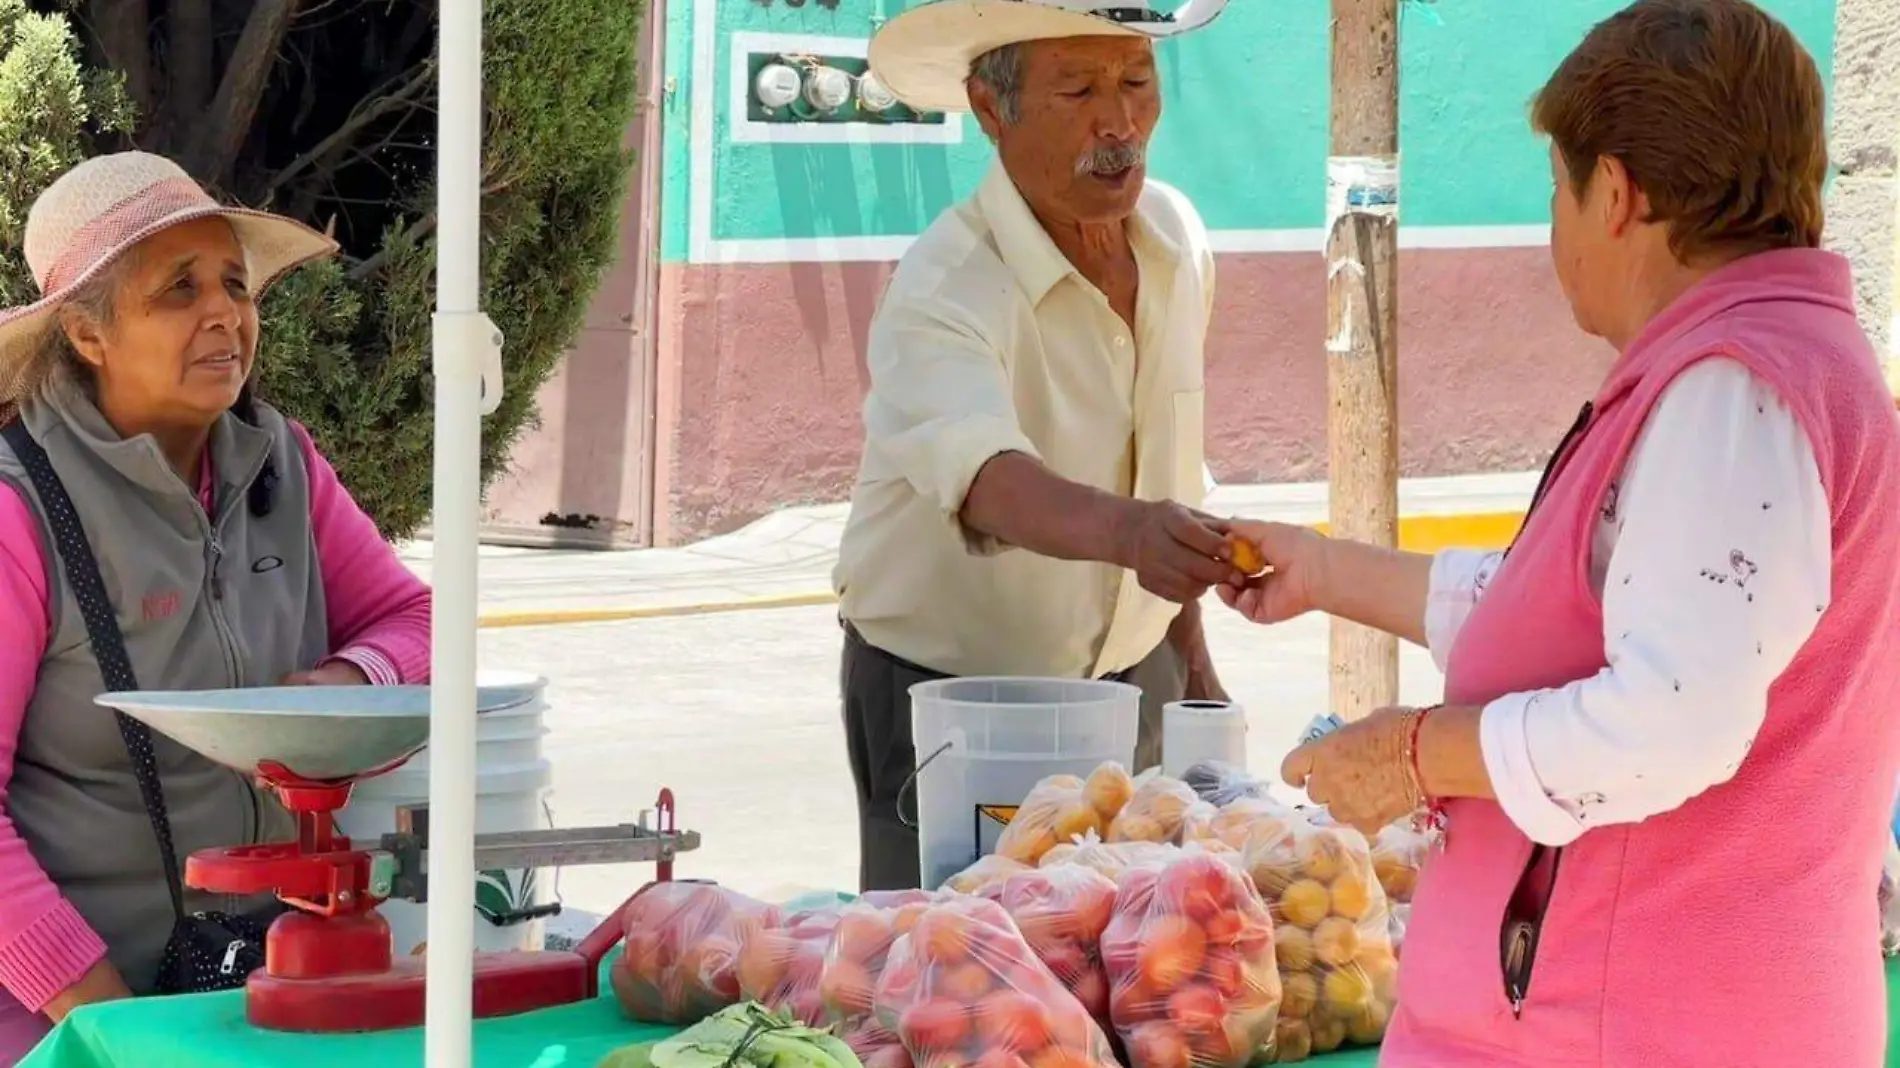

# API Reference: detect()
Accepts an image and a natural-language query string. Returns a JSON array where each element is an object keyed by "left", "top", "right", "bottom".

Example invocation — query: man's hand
[
  {"left": 282, "top": 661, "right": 371, "bottom": 687},
  {"left": 43, "top": 960, "right": 132, "bottom": 1023},
  {"left": 1216, "top": 520, "right": 1329, "bottom": 624},
  {"left": 1117, "top": 500, "right": 1242, "bottom": 603}
]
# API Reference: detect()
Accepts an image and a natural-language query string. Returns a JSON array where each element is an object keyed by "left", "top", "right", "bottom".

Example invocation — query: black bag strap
[{"left": 2, "top": 420, "right": 189, "bottom": 920}]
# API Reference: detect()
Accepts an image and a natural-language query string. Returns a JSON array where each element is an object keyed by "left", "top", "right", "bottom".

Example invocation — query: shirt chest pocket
[{"left": 1172, "top": 388, "right": 1207, "bottom": 502}]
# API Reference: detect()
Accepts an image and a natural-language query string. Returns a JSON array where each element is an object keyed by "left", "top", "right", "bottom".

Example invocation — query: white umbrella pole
[{"left": 426, "top": 0, "right": 491, "bottom": 1064}]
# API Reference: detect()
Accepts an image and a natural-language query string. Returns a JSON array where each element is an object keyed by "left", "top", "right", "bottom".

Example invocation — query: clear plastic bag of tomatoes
[
  {"left": 734, "top": 905, "right": 843, "bottom": 1026},
  {"left": 1099, "top": 851, "right": 1281, "bottom": 1068},
  {"left": 1106, "top": 770, "right": 1199, "bottom": 844},
  {"left": 979, "top": 865, "right": 1120, "bottom": 1034},
  {"left": 1239, "top": 809, "right": 1399, "bottom": 1061},
  {"left": 818, "top": 894, "right": 944, "bottom": 1068},
  {"left": 873, "top": 895, "right": 1119, "bottom": 1068},
  {"left": 610, "top": 882, "right": 785, "bottom": 1025},
  {"left": 990, "top": 762, "right": 1138, "bottom": 867}
]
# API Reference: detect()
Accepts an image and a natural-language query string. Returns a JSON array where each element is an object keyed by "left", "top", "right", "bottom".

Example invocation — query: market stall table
[
  {"left": 27, "top": 954, "right": 1900, "bottom": 1068},
  {"left": 19, "top": 953, "right": 1382, "bottom": 1068}
]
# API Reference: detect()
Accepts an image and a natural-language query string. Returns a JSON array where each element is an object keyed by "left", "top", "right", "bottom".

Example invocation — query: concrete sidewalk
[{"left": 402, "top": 470, "right": 1540, "bottom": 627}]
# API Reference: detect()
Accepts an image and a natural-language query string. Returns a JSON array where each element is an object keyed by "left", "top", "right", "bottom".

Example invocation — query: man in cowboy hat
[{"left": 834, "top": 0, "right": 1234, "bottom": 890}]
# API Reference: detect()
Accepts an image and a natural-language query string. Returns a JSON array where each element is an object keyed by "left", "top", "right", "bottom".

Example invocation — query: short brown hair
[{"left": 1531, "top": 0, "right": 1828, "bottom": 260}]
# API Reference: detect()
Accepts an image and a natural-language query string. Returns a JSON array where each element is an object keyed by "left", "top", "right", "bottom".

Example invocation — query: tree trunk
[{"left": 1326, "top": 0, "right": 1402, "bottom": 722}]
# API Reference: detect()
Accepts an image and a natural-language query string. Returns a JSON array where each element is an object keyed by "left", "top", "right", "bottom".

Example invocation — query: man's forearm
[
  {"left": 960, "top": 452, "right": 1140, "bottom": 565},
  {"left": 1312, "top": 536, "right": 1435, "bottom": 647},
  {"left": 1167, "top": 597, "right": 1214, "bottom": 674}
]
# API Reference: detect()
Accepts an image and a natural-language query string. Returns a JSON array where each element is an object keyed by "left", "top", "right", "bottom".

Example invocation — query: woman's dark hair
[{"left": 1531, "top": 0, "right": 1828, "bottom": 260}]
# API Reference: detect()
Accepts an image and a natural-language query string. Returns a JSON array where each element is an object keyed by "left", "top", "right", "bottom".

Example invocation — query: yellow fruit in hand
[{"left": 1229, "top": 536, "right": 1266, "bottom": 576}]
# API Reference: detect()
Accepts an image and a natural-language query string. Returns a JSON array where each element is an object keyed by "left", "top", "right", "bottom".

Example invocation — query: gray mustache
[{"left": 1075, "top": 142, "right": 1144, "bottom": 176}]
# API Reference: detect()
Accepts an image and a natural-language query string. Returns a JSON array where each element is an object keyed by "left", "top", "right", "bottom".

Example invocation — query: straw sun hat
[
  {"left": 867, "top": 0, "right": 1229, "bottom": 115},
  {"left": 0, "top": 151, "right": 339, "bottom": 405}
]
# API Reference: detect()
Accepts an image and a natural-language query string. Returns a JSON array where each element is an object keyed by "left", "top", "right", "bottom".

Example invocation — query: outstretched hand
[
  {"left": 1121, "top": 501, "right": 1246, "bottom": 603},
  {"left": 1215, "top": 519, "right": 1328, "bottom": 624}
]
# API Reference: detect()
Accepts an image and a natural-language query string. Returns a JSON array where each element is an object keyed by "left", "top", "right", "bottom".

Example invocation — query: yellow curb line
[{"left": 476, "top": 510, "right": 1527, "bottom": 629}]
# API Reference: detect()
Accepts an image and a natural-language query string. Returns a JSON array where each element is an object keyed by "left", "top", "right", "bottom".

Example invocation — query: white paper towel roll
[{"left": 1162, "top": 699, "right": 1248, "bottom": 778}]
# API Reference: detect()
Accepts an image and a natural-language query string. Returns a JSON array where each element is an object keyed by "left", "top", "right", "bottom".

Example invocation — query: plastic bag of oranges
[
  {"left": 991, "top": 763, "right": 1137, "bottom": 866},
  {"left": 820, "top": 897, "right": 942, "bottom": 1068},
  {"left": 1106, "top": 771, "right": 1199, "bottom": 844},
  {"left": 735, "top": 905, "right": 843, "bottom": 1026},
  {"left": 1199, "top": 797, "right": 1302, "bottom": 854},
  {"left": 945, "top": 853, "right": 1032, "bottom": 894},
  {"left": 1370, "top": 821, "right": 1429, "bottom": 905},
  {"left": 1239, "top": 810, "right": 1399, "bottom": 1061},
  {"left": 610, "top": 882, "right": 785, "bottom": 1025},
  {"left": 1039, "top": 830, "right": 1180, "bottom": 883},
  {"left": 980, "top": 865, "right": 1120, "bottom": 1033},
  {"left": 1099, "top": 851, "right": 1281, "bottom": 1068},
  {"left": 874, "top": 895, "right": 1119, "bottom": 1068}
]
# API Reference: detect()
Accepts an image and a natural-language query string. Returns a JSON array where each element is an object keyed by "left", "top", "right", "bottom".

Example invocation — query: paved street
[{"left": 489, "top": 601, "right": 1450, "bottom": 938}]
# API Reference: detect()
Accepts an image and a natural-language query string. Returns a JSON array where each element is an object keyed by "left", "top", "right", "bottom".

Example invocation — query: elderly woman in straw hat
[{"left": 0, "top": 152, "right": 431, "bottom": 1060}]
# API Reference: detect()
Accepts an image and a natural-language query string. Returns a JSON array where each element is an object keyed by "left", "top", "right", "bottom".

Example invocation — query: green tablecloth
[
  {"left": 30, "top": 953, "right": 1900, "bottom": 1068},
  {"left": 15, "top": 952, "right": 1375, "bottom": 1068}
]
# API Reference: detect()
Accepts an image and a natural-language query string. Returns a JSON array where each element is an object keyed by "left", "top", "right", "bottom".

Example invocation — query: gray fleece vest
[{"left": 0, "top": 372, "right": 327, "bottom": 994}]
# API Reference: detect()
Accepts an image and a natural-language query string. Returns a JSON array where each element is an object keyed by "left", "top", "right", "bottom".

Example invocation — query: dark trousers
[{"left": 840, "top": 623, "right": 1186, "bottom": 892}]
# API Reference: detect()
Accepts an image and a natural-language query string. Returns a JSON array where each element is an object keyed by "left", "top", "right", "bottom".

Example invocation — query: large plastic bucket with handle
[
  {"left": 909, "top": 677, "right": 1140, "bottom": 891},
  {"left": 335, "top": 670, "right": 556, "bottom": 954}
]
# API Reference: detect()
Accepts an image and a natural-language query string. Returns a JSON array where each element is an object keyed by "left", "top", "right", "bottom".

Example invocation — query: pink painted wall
[{"left": 645, "top": 246, "right": 1609, "bottom": 544}]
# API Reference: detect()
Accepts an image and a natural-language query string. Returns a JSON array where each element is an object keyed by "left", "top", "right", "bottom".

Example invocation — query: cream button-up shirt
[{"left": 834, "top": 163, "right": 1216, "bottom": 680}]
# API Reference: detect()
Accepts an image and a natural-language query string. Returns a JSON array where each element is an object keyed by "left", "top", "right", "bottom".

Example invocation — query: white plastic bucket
[
  {"left": 909, "top": 677, "right": 1140, "bottom": 891},
  {"left": 335, "top": 670, "right": 556, "bottom": 954}
]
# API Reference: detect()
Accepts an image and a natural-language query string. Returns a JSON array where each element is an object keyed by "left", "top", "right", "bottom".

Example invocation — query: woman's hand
[
  {"left": 1280, "top": 706, "right": 1419, "bottom": 836},
  {"left": 42, "top": 960, "right": 132, "bottom": 1023},
  {"left": 281, "top": 661, "right": 370, "bottom": 686},
  {"left": 1216, "top": 520, "right": 1329, "bottom": 624}
]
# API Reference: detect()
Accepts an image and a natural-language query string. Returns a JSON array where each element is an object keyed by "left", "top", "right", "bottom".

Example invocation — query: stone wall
[{"left": 1824, "top": 0, "right": 1900, "bottom": 377}]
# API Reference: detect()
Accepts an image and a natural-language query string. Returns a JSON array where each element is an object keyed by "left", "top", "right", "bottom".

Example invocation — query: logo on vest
[
  {"left": 252, "top": 555, "right": 284, "bottom": 574},
  {"left": 142, "top": 590, "right": 181, "bottom": 622}
]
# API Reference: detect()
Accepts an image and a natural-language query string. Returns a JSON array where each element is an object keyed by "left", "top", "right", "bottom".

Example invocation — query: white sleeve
[
  {"left": 1478, "top": 359, "right": 1832, "bottom": 846},
  {"left": 1423, "top": 550, "right": 1505, "bottom": 672}
]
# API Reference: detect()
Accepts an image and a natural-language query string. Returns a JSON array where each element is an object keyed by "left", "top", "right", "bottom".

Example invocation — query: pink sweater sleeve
[
  {"left": 293, "top": 424, "right": 433, "bottom": 684},
  {"left": 0, "top": 486, "right": 111, "bottom": 1012}
]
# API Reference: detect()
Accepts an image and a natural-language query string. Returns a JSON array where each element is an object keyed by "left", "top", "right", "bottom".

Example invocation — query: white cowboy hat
[
  {"left": 0, "top": 151, "right": 339, "bottom": 405},
  {"left": 868, "top": 0, "right": 1229, "bottom": 114}
]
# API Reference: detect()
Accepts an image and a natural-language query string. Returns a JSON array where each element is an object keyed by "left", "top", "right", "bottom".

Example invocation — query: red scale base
[{"left": 187, "top": 763, "right": 669, "bottom": 1034}]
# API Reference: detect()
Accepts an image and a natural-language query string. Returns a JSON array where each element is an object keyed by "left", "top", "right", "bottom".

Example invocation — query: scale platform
[{"left": 94, "top": 685, "right": 702, "bottom": 1033}]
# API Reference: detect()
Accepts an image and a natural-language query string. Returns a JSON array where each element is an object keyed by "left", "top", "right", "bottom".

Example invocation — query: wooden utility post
[{"left": 1325, "top": 0, "right": 1402, "bottom": 722}]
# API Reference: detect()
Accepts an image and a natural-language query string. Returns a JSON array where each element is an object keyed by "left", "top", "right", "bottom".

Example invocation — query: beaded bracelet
[{"left": 1407, "top": 704, "right": 1449, "bottom": 839}]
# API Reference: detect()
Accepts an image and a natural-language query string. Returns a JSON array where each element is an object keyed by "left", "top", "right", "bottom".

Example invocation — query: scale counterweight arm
[{"left": 379, "top": 797, "right": 700, "bottom": 906}]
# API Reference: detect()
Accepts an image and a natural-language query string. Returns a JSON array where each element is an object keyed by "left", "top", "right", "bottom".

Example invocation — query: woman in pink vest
[{"left": 1220, "top": 2, "right": 1900, "bottom": 1065}]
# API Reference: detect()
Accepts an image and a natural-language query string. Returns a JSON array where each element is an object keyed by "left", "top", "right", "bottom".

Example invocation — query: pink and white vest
[{"left": 1383, "top": 249, "right": 1900, "bottom": 1067}]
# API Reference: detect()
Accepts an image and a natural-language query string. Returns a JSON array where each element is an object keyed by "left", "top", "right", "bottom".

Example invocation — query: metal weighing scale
[{"left": 98, "top": 684, "right": 702, "bottom": 1034}]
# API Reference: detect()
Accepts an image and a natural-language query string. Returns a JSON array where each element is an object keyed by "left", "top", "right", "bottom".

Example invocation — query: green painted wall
[{"left": 659, "top": 0, "right": 1838, "bottom": 262}]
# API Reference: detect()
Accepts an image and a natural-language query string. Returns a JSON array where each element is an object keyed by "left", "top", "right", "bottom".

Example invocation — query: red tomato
[{"left": 900, "top": 999, "right": 973, "bottom": 1054}]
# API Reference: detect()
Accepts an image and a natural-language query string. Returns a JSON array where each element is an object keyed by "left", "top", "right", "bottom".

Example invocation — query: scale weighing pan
[{"left": 95, "top": 683, "right": 540, "bottom": 783}]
